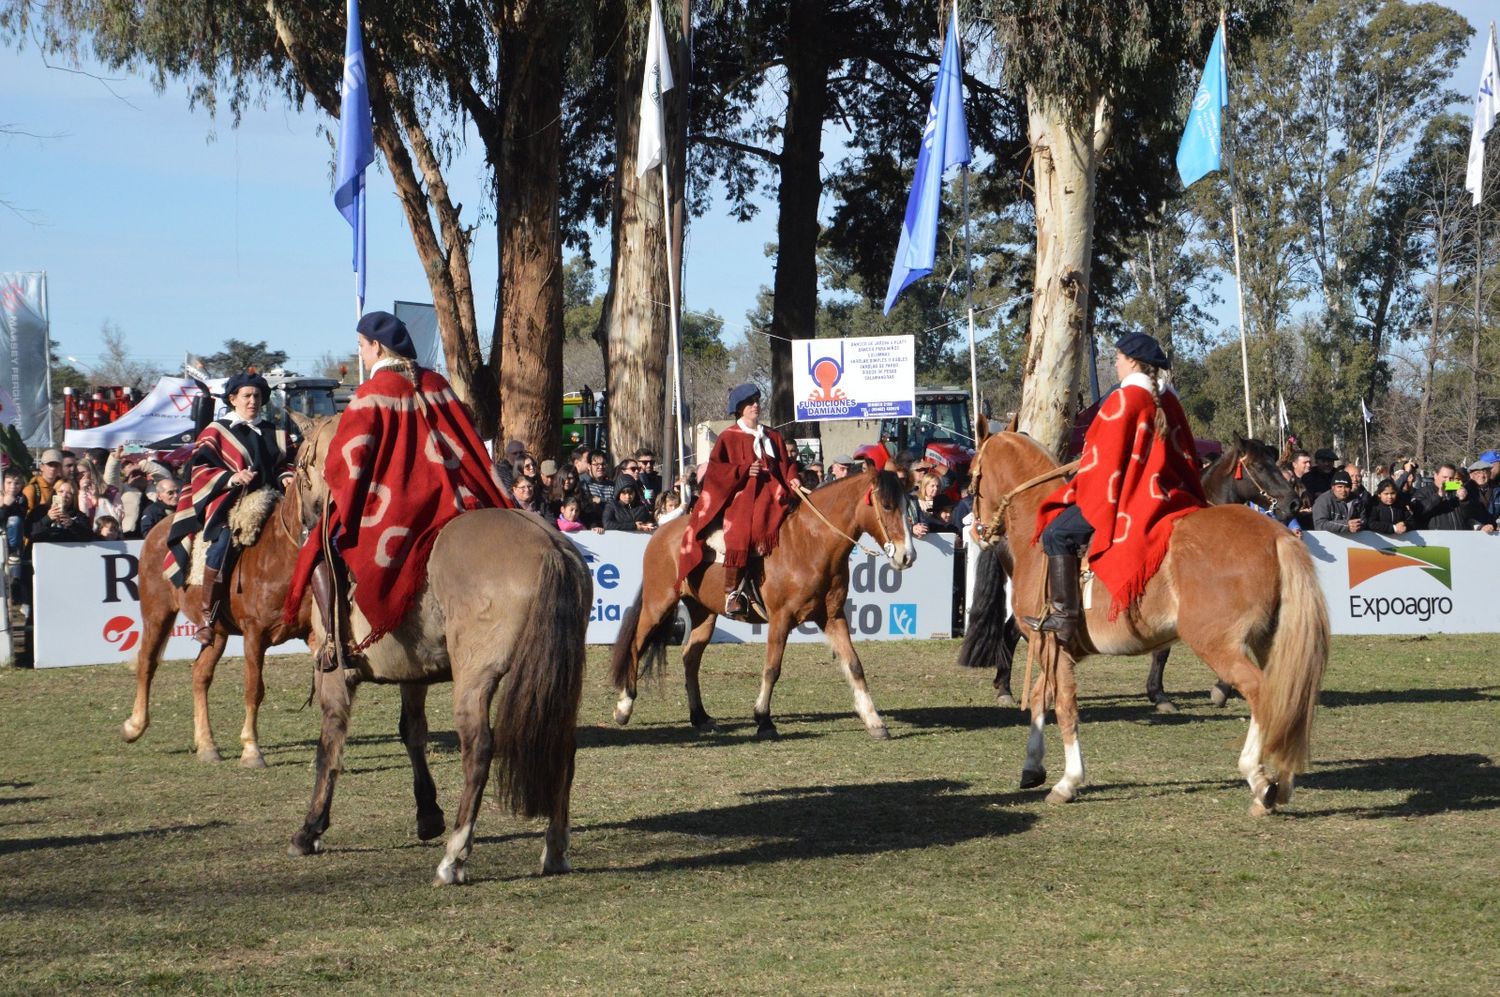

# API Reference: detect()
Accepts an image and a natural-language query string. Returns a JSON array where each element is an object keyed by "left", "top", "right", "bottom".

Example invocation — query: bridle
[
  {"left": 968, "top": 433, "right": 1080, "bottom": 543},
  {"left": 794, "top": 476, "right": 904, "bottom": 562},
  {"left": 1232, "top": 450, "right": 1287, "bottom": 515}
]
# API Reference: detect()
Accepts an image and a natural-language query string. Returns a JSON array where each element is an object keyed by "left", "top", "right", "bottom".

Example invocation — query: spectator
[
  {"left": 549, "top": 464, "right": 585, "bottom": 516},
  {"left": 138, "top": 476, "right": 180, "bottom": 538},
  {"left": 604, "top": 479, "right": 654, "bottom": 533},
  {"left": 583, "top": 450, "right": 615, "bottom": 510},
  {"left": 616, "top": 457, "right": 643, "bottom": 492},
  {"left": 538, "top": 459, "right": 558, "bottom": 494},
  {"left": 496, "top": 439, "right": 526, "bottom": 489},
  {"left": 1302, "top": 448, "right": 1336, "bottom": 500},
  {"left": 1412, "top": 463, "right": 1467, "bottom": 530},
  {"left": 829, "top": 455, "right": 852, "bottom": 481},
  {"left": 1393, "top": 457, "right": 1421, "bottom": 494},
  {"left": 1312, "top": 470, "right": 1364, "bottom": 534},
  {"left": 926, "top": 494, "right": 958, "bottom": 534},
  {"left": 1364, "top": 478, "right": 1413, "bottom": 536},
  {"left": 635, "top": 447, "right": 662, "bottom": 499},
  {"left": 59, "top": 450, "right": 79, "bottom": 484},
  {"left": 798, "top": 468, "right": 820, "bottom": 491},
  {"left": 29, "top": 480, "right": 94, "bottom": 543},
  {"left": 805, "top": 461, "right": 824, "bottom": 483},
  {"left": 23, "top": 448, "right": 65, "bottom": 512},
  {"left": 555, "top": 494, "right": 602, "bottom": 534},
  {"left": 75, "top": 456, "right": 123, "bottom": 529},
  {"left": 95, "top": 515, "right": 122, "bottom": 540},
  {"left": 1459, "top": 460, "right": 1496, "bottom": 533},
  {"left": 510, "top": 452, "right": 540, "bottom": 496},
  {"left": 510, "top": 475, "right": 546, "bottom": 516},
  {"left": 654, "top": 489, "right": 685, "bottom": 525},
  {"left": 1343, "top": 462, "right": 1368, "bottom": 499},
  {"left": 913, "top": 472, "right": 942, "bottom": 518},
  {"left": 571, "top": 445, "right": 592, "bottom": 479},
  {"left": 2, "top": 470, "right": 26, "bottom": 560}
]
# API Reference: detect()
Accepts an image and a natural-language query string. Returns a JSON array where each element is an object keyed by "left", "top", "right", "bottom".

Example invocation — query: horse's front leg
[
  {"left": 1045, "top": 652, "right": 1087, "bottom": 803},
  {"left": 751, "top": 619, "right": 791, "bottom": 739},
  {"left": 190, "top": 632, "right": 230, "bottom": 762},
  {"left": 399, "top": 682, "right": 445, "bottom": 842},
  {"left": 238, "top": 630, "right": 268, "bottom": 769},
  {"left": 682, "top": 603, "right": 719, "bottom": 731},
  {"left": 122, "top": 588, "right": 178, "bottom": 743},
  {"left": 1145, "top": 646, "right": 1177, "bottom": 714},
  {"left": 1020, "top": 664, "right": 1049, "bottom": 790},
  {"left": 823, "top": 614, "right": 889, "bottom": 739},
  {"left": 288, "top": 669, "right": 357, "bottom": 857}
]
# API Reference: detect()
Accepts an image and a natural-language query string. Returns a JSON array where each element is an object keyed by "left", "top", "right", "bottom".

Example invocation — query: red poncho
[
  {"left": 1035, "top": 376, "right": 1207, "bottom": 618},
  {"left": 678, "top": 422, "right": 799, "bottom": 582},
  {"left": 285, "top": 366, "right": 511, "bottom": 646}
]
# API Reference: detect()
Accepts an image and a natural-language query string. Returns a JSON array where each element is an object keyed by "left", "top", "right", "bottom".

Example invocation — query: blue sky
[{"left": 1, "top": 3, "right": 1493, "bottom": 376}]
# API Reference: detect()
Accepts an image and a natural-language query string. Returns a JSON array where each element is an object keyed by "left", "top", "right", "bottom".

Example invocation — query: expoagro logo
[
  {"left": 1345, "top": 546, "right": 1453, "bottom": 623},
  {"left": 102, "top": 615, "right": 140, "bottom": 653}
]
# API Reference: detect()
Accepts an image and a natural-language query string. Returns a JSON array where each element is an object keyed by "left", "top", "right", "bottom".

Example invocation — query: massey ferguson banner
[
  {"left": 61, "top": 376, "right": 218, "bottom": 450},
  {"left": 792, "top": 335, "right": 915, "bottom": 422},
  {"left": 1301, "top": 531, "right": 1497, "bottom": 635},
  {"left": 0, "top": 271, "right": 55, "bottom": 447},
  {"left": 31, "top": 541, "right": 308, "bottom": 669}
]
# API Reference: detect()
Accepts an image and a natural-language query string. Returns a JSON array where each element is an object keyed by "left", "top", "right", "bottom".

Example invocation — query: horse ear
[
  {"left": 976, "top": 413, "right": 990, "bottom": 441},
  {"left": 1004, "top": 411, "right": 1019, "bottom": 434}
]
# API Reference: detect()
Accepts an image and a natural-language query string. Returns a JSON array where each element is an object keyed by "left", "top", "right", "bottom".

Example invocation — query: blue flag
[
  {"left": 334, "top": 0, "right": 375, "bottom": 312},
  {"left": 884, "top": 7, "right": 971, "bottom": 315},
  {"left": 1177, "top": 24, "right": 1227, "bottom": 189}
]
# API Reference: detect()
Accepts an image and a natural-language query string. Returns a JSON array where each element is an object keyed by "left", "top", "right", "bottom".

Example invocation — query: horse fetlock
[{"left": 121, "top": 716, "right": 148, "bottom": 742}]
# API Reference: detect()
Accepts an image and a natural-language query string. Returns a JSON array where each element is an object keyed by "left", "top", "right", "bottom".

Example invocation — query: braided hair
[{"left": 1135, "top": 361, "right": 1170, "bottom": 440}]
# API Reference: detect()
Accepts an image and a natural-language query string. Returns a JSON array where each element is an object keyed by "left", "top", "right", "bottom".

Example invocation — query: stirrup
[
  {"left": 194, "top": 623, "right": 216, "bottom": 646},
  {"left": 724, "top": 591, "right": 749, "bottom": 620}
]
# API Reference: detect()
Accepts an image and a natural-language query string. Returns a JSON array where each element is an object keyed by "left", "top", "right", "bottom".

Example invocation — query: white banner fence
[{"left": 22, "top": 530, "right": 1498, "bottom": 668}]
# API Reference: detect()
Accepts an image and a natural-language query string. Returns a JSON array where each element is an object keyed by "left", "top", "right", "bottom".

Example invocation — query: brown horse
[
  {"left": 609, "top": 468, "right": 915, "bottom": 739},
  {"left": 967, "top": 426, "right": 1328, "bottom": 814},
  {"left": 121, "top": 485, "right": 312, "bottom": 767},
  {"left": 289, "top": 416, "right": 591, "bottom": 885}
]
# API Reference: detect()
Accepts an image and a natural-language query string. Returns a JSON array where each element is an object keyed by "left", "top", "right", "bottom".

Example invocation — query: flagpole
[
  {"left": 357, "top": 188, "right": 367, "bottom": 383},
  {"left": 1218, "top": 8, "right": 1253, "bottom": 439},
  {"left": 659, "top": 159, "right": 687, "bottom": 503},
  {"left": 961, "top": 165, "right": 980, "bottom": 432}
]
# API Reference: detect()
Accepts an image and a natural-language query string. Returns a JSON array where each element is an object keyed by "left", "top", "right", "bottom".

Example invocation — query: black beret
[
  {"left": 223, "top": 372, "right": 271, "bottom": 401},
  {"left": 1115, "top": 332, "right": 1170, "bottom": 370},
  {"left": 356, "top": 310, "right": 417, "bottom": 360},
  {"left": 727, "top": 382, "right": 761, "bottom": 417}
]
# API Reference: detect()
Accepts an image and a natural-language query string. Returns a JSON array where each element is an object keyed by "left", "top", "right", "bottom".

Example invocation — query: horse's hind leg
[
  {"left": 238, "top": 631, "right": 267, "bottom": 769},
  {"left": 435, "top": 671, "right": 500, "bottom": 886},
  {"left": 122, "top": 591, "right": 178, "bottom": 743},
  {"left": 824, "top": 615, "right": 889, "bottom": 740},
  {"left": 994, "top": 616, "right": 1022, "bottom": 707},
  {"left": 399, "top": 682, "right": 445, "bottom": 841},
  {"left": 190, "top": 633, "right": 230, "bottom": 762},
  {"left": 1189, "top": 637, "right": 1276, "bottom": 813},
  {"left": 683, "top": 602, "right": 719, "bottom": 730},
  {"left": 289, "top": 671, "right": 358, "bottom": 857},
  {"left": 542, "top": 748, "right": 576, "bottom": 876}
]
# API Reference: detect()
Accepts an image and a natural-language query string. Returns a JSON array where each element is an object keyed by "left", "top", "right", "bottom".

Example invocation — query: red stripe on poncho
[
  {"left": 1035, "top": 381, "right": 1207, "bottom": 619},
  {"left": 284, "top": 367, "right": 512, "bottom": 644}
]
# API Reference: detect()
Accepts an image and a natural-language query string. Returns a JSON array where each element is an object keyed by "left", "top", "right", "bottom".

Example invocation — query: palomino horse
[
  {"left": 964, "top": 436, "right": 1304, "bottom": 713},
  {"left": 121, "top": 485, "right": 312, "bottom": 767},
  {"left": 967, "top": 426, "right": 1328, "bottom": 814},
  {"left": 610, "top": 468, "right": 915, "bottom": 739},
  {"left": 289, "top": 416, "right": 591, "bottom": 885}
]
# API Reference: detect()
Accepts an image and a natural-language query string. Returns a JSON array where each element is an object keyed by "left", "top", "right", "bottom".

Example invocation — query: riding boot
[
  {"left": 723, "top": 563, "right": 748, "bottom": 620},
  {"left": 194, "top": 566, "right": 223, "bottom": 645},
  {"left": 311, "top": 558, "right": 366, "bottom": 673},
  {"left": 1022, "top": 552, "right": 1082, "bottom": 647}
]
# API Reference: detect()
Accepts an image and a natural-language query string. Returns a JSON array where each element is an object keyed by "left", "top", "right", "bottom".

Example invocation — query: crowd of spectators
[{"left": 1285, "top": 446, "right": 1500, "bottom": 536}]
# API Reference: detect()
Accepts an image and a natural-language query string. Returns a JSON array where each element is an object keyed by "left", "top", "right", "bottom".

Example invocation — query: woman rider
[
  {"left": 286, "top": 311, "right": 510, "bottom": 671},
  {"left": 164, "top": 371, "right": 294, "bottom": 644},
  {"left": 1027, "top": 332, "right": 1207, "bottom": 645},
  {"left": 678, "top": 383, "right": 799, "bottom": 619}
]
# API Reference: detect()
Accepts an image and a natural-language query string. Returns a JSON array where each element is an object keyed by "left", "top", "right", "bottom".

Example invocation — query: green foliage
[{"left": 202, "top": 338, "right": 289, "bottom": 376}]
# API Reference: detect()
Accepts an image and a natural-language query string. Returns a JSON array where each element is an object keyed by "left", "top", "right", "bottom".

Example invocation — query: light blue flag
[
  {"left": 884, "top": 6, "right": 971, "bottom": 315},
  {"left": 1176, "top": 24, "right": 1227, "bottom": 189},
  {"left": 334, "top": 0, "right": 375, "bottom": 312}
]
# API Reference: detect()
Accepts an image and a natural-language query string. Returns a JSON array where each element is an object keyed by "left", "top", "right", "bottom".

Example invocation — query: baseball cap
[
  {"left": 831, "top": 454, "right": 853, "bottom": 465},
  {"left": 1330, "top": 470, "right": 1353, "bottom": 486},
  {"left": 1481, "top": 449, "right": 1499, "bottom": 465},
  {"left": 1466, "top": 459, "right": 1491, "bottom": 472},
  {"left": 539, "top": 459, "right": 558, "bottom": 476},
  {"left": 40, "top": 448, "right": 63, "bottom": 465}
]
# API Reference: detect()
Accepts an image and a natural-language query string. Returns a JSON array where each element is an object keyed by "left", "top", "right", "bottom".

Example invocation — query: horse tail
[
  {"left": 1258, "top": 532, "right": 1329, "bottom": 776},
  {"left": 956, "top": 543, "right": 1015, "bottom": 671},
  {"left": 491, "top": 535, "right": 589, "bottom": 820},
  {"left": 607, "top": 588, "right": 671, "bottom": 692}
]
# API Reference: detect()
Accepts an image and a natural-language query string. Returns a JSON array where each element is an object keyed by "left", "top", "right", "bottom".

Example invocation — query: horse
[
  {"left": 964, "top": 436, "right": 1304, "bottom": 713},
  {"left": 966, "top": 424, "right": 1328, "bottom": 814},
  {"left": 288, "top": 415, "right": 591, "bottom": 885},
  {"left": 609, "top": 468, "right": 915, "bottom": 740},
  {"left": 121, "top": 483, "right": 312, "bottom": 768}
]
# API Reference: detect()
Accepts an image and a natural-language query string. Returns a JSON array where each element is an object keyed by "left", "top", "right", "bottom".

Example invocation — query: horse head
[
  {"left": 966, "top": 426, "right": 1058, "bottom": 551},
  {"left": 855, "top": 468, "right": 917, "bottom": 569},
  {"left": 1209, "top": 436, "right": 1301, "bottom": 522},
  {"left": 293, "top": 414, "right": 341, "bottom": 531}
]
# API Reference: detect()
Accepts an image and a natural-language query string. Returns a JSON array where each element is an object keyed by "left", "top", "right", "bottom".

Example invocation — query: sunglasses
[
  {"left": 639, "top": 459, "right": 655, "bottom": 466},
  {"left": 622, "top": 464, "right": 639, "bottom": 472}
]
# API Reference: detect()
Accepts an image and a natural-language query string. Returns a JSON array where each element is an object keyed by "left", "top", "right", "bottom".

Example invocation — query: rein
[
  {"left": 1234, "top": 454, "right": 1281, "bottom": 512},
  {"left": 793, "top": 481, "right": 898, "bottom": 561},
  {"left": 971, "top": 438, "right": 1081, "bottom": 540}
]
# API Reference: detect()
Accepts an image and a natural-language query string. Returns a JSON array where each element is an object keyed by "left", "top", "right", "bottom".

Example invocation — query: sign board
[
  {"left": 0, "top": 271, "right": 55, "bottom": 446},
  {"left": 31, "top": 540, "right": 308, "bottom": 668},
  {"left": 1301, "top": 531, "right": 1498, "bottom": 635},
  {"left": 792, "top": 335, "right": 915, "bottom": 422}
]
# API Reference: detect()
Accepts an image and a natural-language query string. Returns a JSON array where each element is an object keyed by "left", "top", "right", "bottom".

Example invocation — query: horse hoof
[
  {"left": 197, "top": 746, "right": 222, "bottom": 763},
  {"left": 1045, "top": 786, "right": 1075, "bottom": 804},
  {"left": 541, "top": 856, "right": 572, "bottom": 876},
  {"left": 691, "top": 714, "right": 717, "bottom": 732},
  {"left": 996, "top": 693, "right": 1017, "bottom": 708},
  {"left": 239, "top": 750, "right": 267, "bottom": 770},
  {"left": 612, "top": 706, "right": 632, "bottom": 726},
  {"left": 1248, "top": 800, "right": 1272, "bottom": 817},
  {"left": 288, "top": 833, "right": 322, "bottom": 857},
  {"left": 868, "top": 724, "right": 891, "bottom": 741},
  {"left": 754, "top": 723, "right": 779, "bottom": 741},
  {"left": 1019, "top": 767, "right": 1047, "bottom": 790},
  {"left": 1154, "top": 698, "right": 1178, "bottom": 715},
  {"left": 433, "top": 861, "right": 467, "bottom": 886},
  {"left": 1209, "top": 685, "right": 1229, "bottom": 708},
  {"left": 416, "top": 811, "right": 446, "bottom": 842},
  {"left": 1261, "top": 780, "right": 1279, "bottom": 811},
  {"left": 122, "top": 717, "right": 147, "bottom": 742}
]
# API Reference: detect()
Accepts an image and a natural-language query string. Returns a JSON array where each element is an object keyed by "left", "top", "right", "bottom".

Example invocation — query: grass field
[{"left": 2, "top": 635, "right": 1498, "bottom": 994}]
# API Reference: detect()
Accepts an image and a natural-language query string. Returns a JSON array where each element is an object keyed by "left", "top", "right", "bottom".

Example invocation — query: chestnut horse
[
  {"left": 965, "top": 436, "right": 1304, "bottom": 713},
  {"left": 967, "top": 426, "right": 1328, "bottom": 814},
  {"left": 609, "top": 468, "right": 915, "bottom": 739},
  {"left": 289, "top": 416, "right": 591, "bottom": 885},
  {"left": 121, "top": 485, "right": 312, "bottom": 767}
]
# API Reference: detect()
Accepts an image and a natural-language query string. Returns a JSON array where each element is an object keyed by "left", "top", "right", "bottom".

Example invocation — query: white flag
[
  {"left": 1361, "top": 397, "right": 1373, "bottom": 424},
  {"left": 1466, "top": 24, "right": 1499, "bottom": 206},
  {"left": 1278, "top": 391, "right": 1289, "bottom": 430},
  {"left": 635, "top": 0, "right": 675, "bottom": 178}
]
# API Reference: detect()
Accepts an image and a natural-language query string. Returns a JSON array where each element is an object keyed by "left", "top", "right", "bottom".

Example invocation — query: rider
[
  {"left": 1027, "top": 332, "right": 1207, "bottom": 645},
  {"left": 164, "top": 371, "right": 294, "bottom": 645},
  {"left": 678, "top": 383, "right": 799, "bottom": 620},
  {"left": 285, "top": 311, "right": 512, "bottom": 670}
]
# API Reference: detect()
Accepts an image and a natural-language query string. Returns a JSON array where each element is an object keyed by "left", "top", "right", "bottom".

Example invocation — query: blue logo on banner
[{"left": 888, "top": 603, "right": 917, "bottom": 636}]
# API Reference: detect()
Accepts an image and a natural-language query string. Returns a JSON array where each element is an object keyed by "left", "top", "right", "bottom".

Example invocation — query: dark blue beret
[
  {"left": 727, "top": 382, "right": 761, "bottom": 417},
  {"left": 1115, "top": 332, "right": 1170, "bottom": 370},
  {"left": 223, "top": 372, "right": 271, "bottom": 401},
  {"left": 357, "top": 310, "right": 417, "bottom": 360}
]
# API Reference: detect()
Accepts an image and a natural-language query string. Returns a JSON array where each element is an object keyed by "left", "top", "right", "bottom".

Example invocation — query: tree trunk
[
  {"left": 1018, "top": 90, "right": 1110, "bottom": 458},
  {"left": 768, "top": 0, "right": 828, "bottom": 432},
  {"left": 494, "top": 0, "right": 565, "bottom": 460}
]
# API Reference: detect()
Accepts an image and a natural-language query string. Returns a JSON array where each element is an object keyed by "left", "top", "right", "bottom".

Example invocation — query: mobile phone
[
  {"left": 50, "top": 494, "right": 65, "bottom": 512},
  {"left": 1444, "top": 480, "right": 1461, "bottom": 492}
]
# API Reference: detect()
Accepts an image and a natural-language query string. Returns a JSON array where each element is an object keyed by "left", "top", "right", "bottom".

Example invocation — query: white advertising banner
[
  {"left": 0, "top": 271, "right": 55, "bottom": 446},
  {"left": 792, "top": 335, "right": 915, "bottom": 422},
  {"left": 61, "top": 376, "right": 215, "bottom": 450},
  {"left": 565, "top": 531, "right": 957, "bottom": 645},
  {"left": 32, "top": 541, "right": 308, "bottom": 668},
  {"left": 1301, "top": 530, "right": 1498, "bottom": 635}
]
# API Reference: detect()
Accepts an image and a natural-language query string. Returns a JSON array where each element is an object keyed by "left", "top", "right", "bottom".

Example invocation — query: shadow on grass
[
  {"left": 1318, "top": 686, "right": 1500, "bottom": 710},
  {"left": 0, "top": 796, "right": 49, "bottom": 807},
  {"left": 583, "top": 778, "right": 1039, "bottom": 873},
  {"left": 1298, "top": 754, "right": 1500, "bottom": 817},
  {"left": 0, "top": 820, "right": 229, "bottom": 856},
  {"left": 576, "top": 723, "right": 820, "bottom": 749}
]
